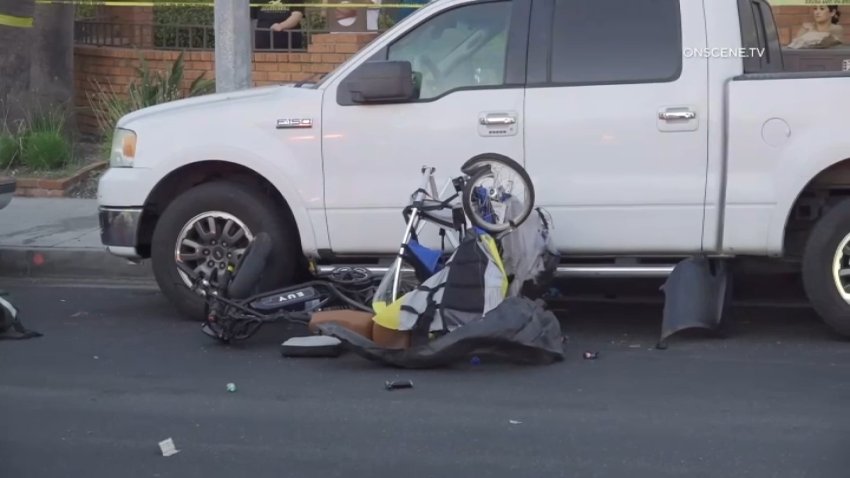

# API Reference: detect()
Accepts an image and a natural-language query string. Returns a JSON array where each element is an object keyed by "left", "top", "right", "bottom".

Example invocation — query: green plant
[
  {"left": 86, "top": 78, "right": 130, "bottom": 153},
  {"left": 0, "top": 135, "right": 18, "bottom": 169},
  {"left": 23, "top": 104, "right": 67, "bottom": 137},
  {"left": 0, "top": 101, "right": 74, "bottom": 171},
  {"left": 20, "top": 131, "right": 72, "bottom": 170},
  {"left": 75, "top": 3, "right": 99, "bottom": 20},
  {"left": 130, "top": 51, "right": 215, "bottom": 108},
  {"left": 153, "top": 0, "right": 214, "bottom": 49},
  {"left": 87, "top": 50, "right": 216, "bottom": 148}
]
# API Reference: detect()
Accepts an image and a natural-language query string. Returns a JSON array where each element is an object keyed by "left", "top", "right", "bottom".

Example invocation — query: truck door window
[
  {"left": 386, "top": 1, "right": 512, "bottom": 100},
  {"left": 548, "top": 0, "right": 682, "bottom": 85}
]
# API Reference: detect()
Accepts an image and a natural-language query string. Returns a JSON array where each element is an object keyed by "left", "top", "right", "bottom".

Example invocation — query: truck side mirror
[{"left": 345, "top": 61, "right": 417, "bottom": 104}]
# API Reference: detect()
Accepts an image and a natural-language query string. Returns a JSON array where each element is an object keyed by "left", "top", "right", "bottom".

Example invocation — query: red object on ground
[{"left": 32, "top": 253, "right": 45, "bottom": 266}]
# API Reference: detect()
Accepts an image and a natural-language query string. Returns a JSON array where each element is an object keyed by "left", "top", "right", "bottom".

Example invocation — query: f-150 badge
[{"left": 276, "top": 118, "right": 313, "bottom": 129}]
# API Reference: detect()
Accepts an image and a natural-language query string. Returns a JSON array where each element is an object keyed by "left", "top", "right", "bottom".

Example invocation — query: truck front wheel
[
  {"left": 150, "top": 180, "right": 299, "bottom": 320},
  {"left": 802, "top": 197, "right": 850, "bottom": 338}
]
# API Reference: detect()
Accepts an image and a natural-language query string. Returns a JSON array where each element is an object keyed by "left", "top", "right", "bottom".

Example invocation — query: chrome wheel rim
[
  {"left": 175, "top": 211, "right": 254, "bottom": 288},
  {"left": 831, "top": 230, "right": 850, "bottom": 303},
  {"left": 468, "top": 163, "right": 531, "bottom": 232}
]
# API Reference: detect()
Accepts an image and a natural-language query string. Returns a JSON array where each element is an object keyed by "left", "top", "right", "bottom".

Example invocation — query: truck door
[
  {"left": 523, "top": 0, "right": 710, "bottom": 254},
  {"left": 320, "top": 0, "right": 531, "bottom": 254}
]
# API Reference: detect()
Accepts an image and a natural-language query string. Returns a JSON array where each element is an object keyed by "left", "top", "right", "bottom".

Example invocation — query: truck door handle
[
  {"left": 658, "top": 109, "right": 696, "bottom": 121},
  {"left": 480, "top": 114, "right": 516, "bottom": 126}
]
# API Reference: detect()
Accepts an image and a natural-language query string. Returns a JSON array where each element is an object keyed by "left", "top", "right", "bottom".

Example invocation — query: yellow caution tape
[
  {"left": 34, "top": 0, "right": 426, "bottom": 8},
  {"left": 0, "top": 13, "right": 34, "bottom": 28}
]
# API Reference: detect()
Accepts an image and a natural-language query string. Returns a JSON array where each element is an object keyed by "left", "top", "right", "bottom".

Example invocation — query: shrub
[
  {"left": 20, "top": 131, "right": 72, "bottom": 170},
  {"left": 0, "top": 102, "right": 74, "bottom": 171},
  {"left": 0, "top": 135, "right": 18, "bottom": 169},
  {"left": 87, "top": 50, "right": 216, "bottom": 149},
  {"left": 129, "top": 52, "right": 215, "bottom": 108},
  {"left": 154, "top": 1, "right": 214, "bottom": 49}
]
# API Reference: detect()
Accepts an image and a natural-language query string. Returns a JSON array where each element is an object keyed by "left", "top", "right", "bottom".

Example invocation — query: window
[
  {"left": 550, "top": 0, "right": 682, "bottom": 85},
  {"left": 386, "top": 1, "right": 512, "bottom": 99}
]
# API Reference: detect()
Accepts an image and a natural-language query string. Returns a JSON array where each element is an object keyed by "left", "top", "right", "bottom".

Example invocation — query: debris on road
[
  {"left": 583, "top": 351, "right": 599, "bottom": 360},
  {"left": 158, "top": 438, "right": 180, "bottom": 457},
  {"left": 385, "top": 379, "right": 414, "bottom": 391},
  {"left": 509, "top": 420, "right": 522, "bottom": 425},
  {"left": 226, "top": 383, "right": 237, "bottom": 392}
]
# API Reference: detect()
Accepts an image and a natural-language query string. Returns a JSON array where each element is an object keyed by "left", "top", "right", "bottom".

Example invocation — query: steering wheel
[
  {"left": 419, "top": 54, "right": 441, "bottom": 79},
  {"left": 416, "top": 55, "right": 443, "bottom": 97}
]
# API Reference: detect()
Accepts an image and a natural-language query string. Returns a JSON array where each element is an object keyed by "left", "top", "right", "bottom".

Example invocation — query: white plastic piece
[
  {"left": 282, "top": 336, "right": 342, "bottom": 347},
  {"left": 159, "top": 438, "right": 180, "bottom": 457}
]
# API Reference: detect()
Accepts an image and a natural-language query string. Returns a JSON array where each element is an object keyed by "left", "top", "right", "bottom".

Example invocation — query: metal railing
[{"left": 74, "top": 19, "right": 390, "bottom": 52}]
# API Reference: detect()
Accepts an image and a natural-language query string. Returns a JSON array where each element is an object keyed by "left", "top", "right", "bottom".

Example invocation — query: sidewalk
[{"left": 0, "top": 198, "right": 153, "bottom": 279}]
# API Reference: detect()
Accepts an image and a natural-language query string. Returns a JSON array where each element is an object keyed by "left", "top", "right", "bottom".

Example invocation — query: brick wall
[
  {"left": 74, "top": 33, "right": 377, "bottom": 135},
  {"left": 773, "top": 6, "right": 850, "bottom": 45},
  {"left": 253, "top": 33, "right": 376, "bottom": 86}
]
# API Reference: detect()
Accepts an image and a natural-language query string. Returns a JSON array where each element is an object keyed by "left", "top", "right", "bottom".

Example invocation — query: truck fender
[
  {"left": 768, "top": 136, "right": 850, "bottom": 253},
  {"left": 149, "top": 144, "right": 322, "bottom": 256}
]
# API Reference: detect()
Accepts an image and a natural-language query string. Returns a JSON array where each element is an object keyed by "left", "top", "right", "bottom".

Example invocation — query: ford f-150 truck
[{"left": 97, "top": 0, "right": 850, "bottom": 337}]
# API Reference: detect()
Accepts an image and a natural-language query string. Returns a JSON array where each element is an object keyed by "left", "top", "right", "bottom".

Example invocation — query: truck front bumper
[
  {"left": 0, "top": 177, "right": 16, "bottom": 210},
  {"left": 99, "top": 206, "right": 143, "bottom": 259}
]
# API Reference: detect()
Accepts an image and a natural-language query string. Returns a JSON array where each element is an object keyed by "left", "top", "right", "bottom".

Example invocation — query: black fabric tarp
[{"left": 316, "top": 296, "right": 565, "bottom": 369}]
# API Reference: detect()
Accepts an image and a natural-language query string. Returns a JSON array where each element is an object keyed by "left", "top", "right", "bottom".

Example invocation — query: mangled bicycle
[{"left": 176, "top": 154, "right": 537, "bottom": 344}]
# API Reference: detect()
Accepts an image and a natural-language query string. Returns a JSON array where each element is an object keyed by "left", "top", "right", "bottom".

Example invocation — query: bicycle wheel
[{"left": 461, "top": 154, "right": 535, "bottom": 234}]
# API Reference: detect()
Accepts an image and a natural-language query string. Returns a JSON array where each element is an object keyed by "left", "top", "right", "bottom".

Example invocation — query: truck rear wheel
[
  {"left": 150, "top": 180, "right": 299, "bottom": 320},
  {"left": 801, "top": 197, "right": 850, "bottom": 338}
]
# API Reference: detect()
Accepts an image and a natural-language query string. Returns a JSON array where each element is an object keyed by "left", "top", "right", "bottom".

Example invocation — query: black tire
[
  {"left": 461, "top": 153, "right": 535, "bottom": 234},
  {"left": 801, "top": 197, "right": 850, "bottom": 338},
  {"left": 151, "top": 180, "right": 299, "bottom": 320}
]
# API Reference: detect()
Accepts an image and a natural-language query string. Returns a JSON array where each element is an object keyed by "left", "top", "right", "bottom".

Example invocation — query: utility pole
[{"left": 214, "top": 0, "right": 252, "bottom": 93}]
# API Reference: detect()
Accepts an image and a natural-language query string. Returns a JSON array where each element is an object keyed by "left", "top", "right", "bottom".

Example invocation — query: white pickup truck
[{"left": 98, "top": 0, "right": 850, "bottom": 337}]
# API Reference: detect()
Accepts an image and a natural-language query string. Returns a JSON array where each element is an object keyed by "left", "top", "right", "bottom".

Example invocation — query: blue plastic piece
[{"left": 406, "top": 239, "right": 443, "bottom": 275}]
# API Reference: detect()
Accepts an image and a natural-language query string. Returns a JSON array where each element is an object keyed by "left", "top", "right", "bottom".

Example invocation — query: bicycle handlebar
[{"left": 410, "top": 166, "right": 437, "bottom": 209}]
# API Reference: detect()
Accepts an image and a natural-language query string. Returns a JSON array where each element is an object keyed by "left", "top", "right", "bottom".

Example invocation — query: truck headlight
[{"left": 110, "top": 128, "right": 137, "bottom": 167}]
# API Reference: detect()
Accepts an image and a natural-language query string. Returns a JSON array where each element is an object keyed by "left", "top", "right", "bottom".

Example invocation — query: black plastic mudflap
[{"left": 657, "top": 256, "right": 732, "bottom": 348}]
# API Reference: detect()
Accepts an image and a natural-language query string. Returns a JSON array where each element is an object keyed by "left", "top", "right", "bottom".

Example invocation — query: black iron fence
[{"left": 74, "top": 20, "right": 373, "bottom": 52}]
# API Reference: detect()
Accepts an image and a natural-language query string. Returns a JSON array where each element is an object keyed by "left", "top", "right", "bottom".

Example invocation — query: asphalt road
[{"left": 2, "top": 279, "right": 850, "bottom": 478}]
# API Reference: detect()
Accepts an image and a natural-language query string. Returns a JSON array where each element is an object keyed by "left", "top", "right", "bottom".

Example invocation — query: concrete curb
[{"left": 0, "top": 247, "right": 154, "bottom": 280}]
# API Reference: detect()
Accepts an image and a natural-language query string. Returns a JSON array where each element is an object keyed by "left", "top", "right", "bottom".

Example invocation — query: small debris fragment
[
  {"left": 470, "top": 356, "right": 481, "bottom": 366},
  {"left": 385, "top": 379, "right": 414, "bottom": 391},
  {"left": 158, "top": 438, "right": 179, "bottom": 457},
  {"left": 509, "top": 420, "right": 522, "bottom": 425},
  {"left": 583, "top": 351, "right": 598, "bottom": 360},
  {"left": 93, "top": 355, "right": 99, "bottom": 360},
  {"left": 628, "top": 344, "right": 641, "bottom": 348},
  {"left": 226, "top": 383, "right": 237, "bottom": 392}
]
